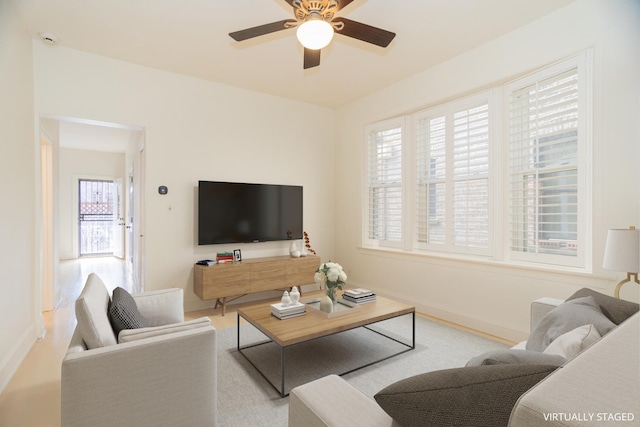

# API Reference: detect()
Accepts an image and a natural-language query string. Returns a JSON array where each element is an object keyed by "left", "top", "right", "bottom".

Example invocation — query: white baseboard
[
  {"left": 0, "top": 322, "right": 41, "bottom": 394},
  {"left": 414, "top": 302, "right": 528, "bottom": 344},
  {"left": 371, "top": 290, "right": 528, "bottom": 344}
]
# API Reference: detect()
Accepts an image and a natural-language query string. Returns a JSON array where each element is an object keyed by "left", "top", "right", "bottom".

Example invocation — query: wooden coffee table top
[{"left": 237, "top": 292, "right": 415, "bottom": 347}]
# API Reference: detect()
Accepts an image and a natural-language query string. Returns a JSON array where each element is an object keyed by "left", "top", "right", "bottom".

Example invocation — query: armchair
[{"left": 62, "top": 273, "right": 217, "bottom": 427}]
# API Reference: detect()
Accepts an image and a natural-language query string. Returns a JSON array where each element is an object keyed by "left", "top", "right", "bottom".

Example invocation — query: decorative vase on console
[
  {"left": 314, "top": 261, "right": 347, "bottom": 314},
  {"left": 289, "top": 241, "right": 300, "bottom": 258}
]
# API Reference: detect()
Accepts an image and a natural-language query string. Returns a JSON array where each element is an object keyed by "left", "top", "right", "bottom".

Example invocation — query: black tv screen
[{"left": 198, "top": 181, "right": 303, "bottom": 245}]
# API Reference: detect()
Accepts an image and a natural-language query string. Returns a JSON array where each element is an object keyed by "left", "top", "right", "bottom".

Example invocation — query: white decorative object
[
  {"left": 300, "top": 244, "right": 308, "bottom": 257},
  {"left": 290, "top": 286, "right": 300, "bottom": 305},
  {"left": 289, "top": 241, "right": 298, "bottom": 257},
  {"left": 281, "top": 290, "right": 291, "bottom": 307}
]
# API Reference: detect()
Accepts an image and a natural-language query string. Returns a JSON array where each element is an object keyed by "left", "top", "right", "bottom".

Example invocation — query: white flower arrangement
[{"left": 315, "top": 261, "right": 347, "bottom": 301}]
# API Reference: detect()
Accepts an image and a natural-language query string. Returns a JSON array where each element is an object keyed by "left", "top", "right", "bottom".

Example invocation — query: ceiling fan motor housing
[{"left": 294, "top": 0, "right": 338, "bottom": 23}]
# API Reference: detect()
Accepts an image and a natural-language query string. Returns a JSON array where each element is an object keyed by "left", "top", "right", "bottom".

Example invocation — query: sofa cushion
[
  {"left": 466, "top": 349, "right": 565, "bottom": 367},
  {"left": 567, "top": 287, "right": 639, "bottom": 325},
  {"left": 118, "top": 317, "right": 211, "bottom": 343},
  {"left": 542, "top": 323, "right": 601, "bottom": 360},
  {"left": 75, "top": 273, "right": 117, "bottom": 349},
  {"left": 374, "top": 364, "right": 558, "bottom": 427},
  {"left": 526, "top": 296, "right": 615, "bottom": 352},
  {"left": 108, "top": 287, "right": 147, "bottom": 336}
]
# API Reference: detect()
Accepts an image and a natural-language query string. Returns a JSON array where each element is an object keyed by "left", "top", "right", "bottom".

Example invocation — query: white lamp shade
[
  {"left": 602, "top": 229, "right": 640, "bottom": 273},
  {"left": 296, "top": 19, "right": 334, "bottom": 50}
]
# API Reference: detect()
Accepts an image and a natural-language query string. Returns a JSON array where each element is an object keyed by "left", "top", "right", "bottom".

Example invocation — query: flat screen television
[{"left": 198, "top": 181, "right": 303, "bottom": 245}]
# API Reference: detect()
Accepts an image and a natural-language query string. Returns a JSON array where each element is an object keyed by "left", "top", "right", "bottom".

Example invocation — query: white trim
[
  {"left": 504, "top": 50, "right": 592, "bottom": 270},
  {"left": 0, "top": 321, "right": 40, "bottom": 394}
]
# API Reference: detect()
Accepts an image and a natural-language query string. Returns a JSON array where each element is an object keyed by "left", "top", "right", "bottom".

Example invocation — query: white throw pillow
[{"left": 543, "top": 324, "right": 601, "bottom": 360}]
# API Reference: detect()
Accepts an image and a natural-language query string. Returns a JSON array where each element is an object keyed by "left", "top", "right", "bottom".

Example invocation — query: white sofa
[
  {"left": 289, "top": 291, "right": 639, "bottom": 427},
  {"left": 62, "top": 273, "right": 217, "bottom": 427}
]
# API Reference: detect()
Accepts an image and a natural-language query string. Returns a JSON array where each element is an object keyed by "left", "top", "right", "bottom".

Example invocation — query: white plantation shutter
[
  {"left": 507, "top": 54, "right": 588, "bottom": 267},
  {"left": 365, "top": 119, "right": 404, "bottom": 247},
  {"left": 415, "top": 94, "right": 492, "bottom": 255},
  {"left": 452, "top": 104, "right": 490, "bottom": 250},
  {"left": 416, "top": 115, "right": 446, "bottom": 247}
]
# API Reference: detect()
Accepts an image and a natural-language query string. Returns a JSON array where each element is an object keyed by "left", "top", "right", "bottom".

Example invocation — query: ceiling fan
[{"left": 229, "top": 0, "right": 396, "bottom": 69}]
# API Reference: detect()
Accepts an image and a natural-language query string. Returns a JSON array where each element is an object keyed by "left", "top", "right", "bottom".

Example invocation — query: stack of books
[
  {"left": 342, "top": 288, "right": 376, "bottom": 304},
  {"left": 216, "top": 252, "right": 234, "bottom": 263},
  {"left": 270, "top": 302, "right": 306, "bottom": 320}
]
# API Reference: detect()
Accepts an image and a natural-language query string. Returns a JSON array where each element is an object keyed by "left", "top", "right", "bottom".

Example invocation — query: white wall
[
  {"left": 33, "top": 44, "right": 337, "bottom": 310},
  {"left": 0, "top": 1, "right": 38, "bottom": 392},
  {"left": 58, "top": 148, "right": 126, "bottom": 259},
  {"left": 335, "top": 0, "right": 640, "bottom": 341}
]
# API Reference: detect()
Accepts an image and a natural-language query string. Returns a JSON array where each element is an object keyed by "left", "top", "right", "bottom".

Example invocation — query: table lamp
[{"left": 602, "top": 226, "right": 640, "bottom": 298}]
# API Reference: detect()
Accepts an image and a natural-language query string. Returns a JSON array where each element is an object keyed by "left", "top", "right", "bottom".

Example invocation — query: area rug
[{"left": 216, "top": 314, "right": 508, "bottom": 427}]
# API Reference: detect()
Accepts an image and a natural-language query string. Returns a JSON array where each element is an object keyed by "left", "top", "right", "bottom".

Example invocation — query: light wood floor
[{"left": 0, "top": 257, "right": 512, "bottom": 427}]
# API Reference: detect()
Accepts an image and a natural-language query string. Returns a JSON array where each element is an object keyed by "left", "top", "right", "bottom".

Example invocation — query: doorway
[
  {"left": 39, "top": 116, "right": 146, "bottom": 314},
  {"left": 78, "top": 179, "right": 123, "bottom": 257}
]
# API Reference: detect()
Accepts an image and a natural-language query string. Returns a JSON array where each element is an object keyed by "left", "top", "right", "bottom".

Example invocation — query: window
[
  {"left": 364, "top": 118, "right": 405, "bottom": 248},
  {"left": 415, "top": 93, "right": 493, "bottom": 255},
  {"left": 362, "top": 51, "right": 590, "bottom": 270},
  {"left": 506, "top": 53, "right": 589, "bottom": 268}
]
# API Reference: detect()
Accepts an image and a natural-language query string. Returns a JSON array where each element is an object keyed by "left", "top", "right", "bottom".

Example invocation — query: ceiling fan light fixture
[{"left": 296, "top": 18, "right": 334, "bottom": 50}]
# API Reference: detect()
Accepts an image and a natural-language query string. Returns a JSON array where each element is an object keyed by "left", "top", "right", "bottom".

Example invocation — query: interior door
[
  {"left": 112, "top": 178, "right": 124, "bottom": 258},
  {"left": 127, "top": 173, "right": 134, "bottom": 272}
]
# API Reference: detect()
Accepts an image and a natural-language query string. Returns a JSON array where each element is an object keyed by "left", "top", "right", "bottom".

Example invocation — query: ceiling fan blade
[
  {"left": 229, "top": 19, "right": 296, "bottom": 42},
  {"left": 303, "top": 48, "right": 321, "bottom": 69},
  {"left": 332, "top": 18, "right": 395, "bottom": 48},
  {"left": 335, "top": 0, "right": 356, "bottom": 12}
]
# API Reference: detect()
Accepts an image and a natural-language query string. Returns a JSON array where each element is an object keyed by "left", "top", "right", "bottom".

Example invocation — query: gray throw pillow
[
  {"left": 567, "top": 288, "right": 639, "bottom": 325},
  {"left": 466, "top": 349, "right": 565, "bottom": 367},
  {"left": 526, "top": 296, "right": 615, "bottom": 352},
  {"left": 108, "top": 287, "right": 147, "bottom": 337},
  {"left": 374, "top": 364, "right": 558, "bottom": 427}
]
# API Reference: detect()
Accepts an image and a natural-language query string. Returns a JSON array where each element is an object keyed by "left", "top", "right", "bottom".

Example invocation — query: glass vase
[{"left": 326, "top": 286, "right": 337, "bottom": 302}]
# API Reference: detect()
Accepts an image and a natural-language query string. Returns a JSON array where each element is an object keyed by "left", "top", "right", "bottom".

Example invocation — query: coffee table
[{"left": 237, "top": 294, "right": 415, "bottom": 397}]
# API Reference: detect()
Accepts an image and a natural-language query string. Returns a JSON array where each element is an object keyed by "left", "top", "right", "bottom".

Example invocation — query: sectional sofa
[{"left": 289, "top": 288, "right": 639, "bottom": 426}]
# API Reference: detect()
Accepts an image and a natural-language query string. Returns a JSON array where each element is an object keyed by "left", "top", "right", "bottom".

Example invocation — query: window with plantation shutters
[
  {"left": 415, "top": 94, "right": 492, "bottom": 255},
  {"left": 507, "top": 53, "right": 589, "bottom": 267},
  {"left": 362, "top": 50, "right": 590, "bottom": 269},
  {"left": 365, "top": 118, "right": 404, "bottom": 247}
]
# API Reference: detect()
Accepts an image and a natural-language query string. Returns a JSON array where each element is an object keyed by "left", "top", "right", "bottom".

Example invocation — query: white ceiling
[
  {"left": 14, "top": 0, "right": 575, "bottom": 109},
  {"left": 57, "top": 120, "right": 140, "bottom": 153}
]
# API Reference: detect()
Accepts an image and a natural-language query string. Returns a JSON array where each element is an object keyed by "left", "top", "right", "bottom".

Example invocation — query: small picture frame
[{"left": 233, "top": 249, "right": 242, "bottom": 262}]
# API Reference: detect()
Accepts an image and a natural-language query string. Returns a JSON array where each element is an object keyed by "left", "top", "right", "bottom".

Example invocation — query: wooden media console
[{"left": 194, "top": 255, "right": 319, "bottom": 315}]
